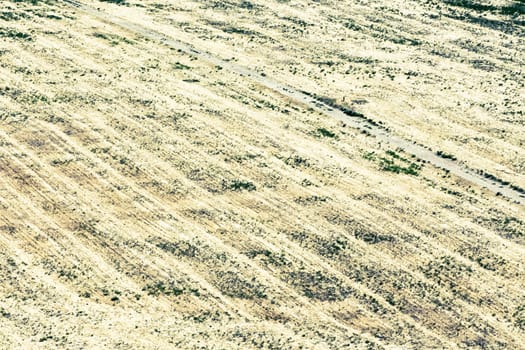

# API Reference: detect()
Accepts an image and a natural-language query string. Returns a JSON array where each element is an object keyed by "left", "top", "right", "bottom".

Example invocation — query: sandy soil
[{"left": 0, "top": 0, "right": 524, "bottom": 349}]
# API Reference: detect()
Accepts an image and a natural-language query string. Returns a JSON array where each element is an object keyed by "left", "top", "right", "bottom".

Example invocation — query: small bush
[
  {"left": 316, "top": 236, "right": 348, "bottom": 257},
  {"left": 444, "top": 0, "right": 497, "bottom": 12},
  {"left": 245, "top": 249, "right": 289, "bottom": 267},
  {"left": 315, "top": 128, "right": 337, "bottom": 138},
  {"left": 0, "top": 29, "right": 32, "bottom": 41},
  {"left": 436, "top": 150, "right": 457, "bottom": 161},
  {"left": 93, "top": 32, "right": 134, "bottom": 46},
  {"left": 215, "top": 271, "right": 267, "bottom": 299},
  {"left": 284, "top": 154, "right": 309, "bottom": 167},
  {"left": 501, "top": 3, "right": 525, "bottom": 15},
  {"left": 444, "top": 0, "right": 525, "bottom": 15},
  {"left": 420, "top": 255, "right": 473, "bottom": 299},
  {"left": 13, "top": 0, "right": 53, "bottom": 4},
  {"left": 362, "top": 152, "right": 376, "bottom": 161},
  {"left": 173, "top": 62, "right": 190, "bottom": 70},
  {"left": 51, "top": 158, "right": 73, "bottom": 166},
  {"left": 513, "top": 305, "right": 525, "bottom": 330},
  {"left": 0, "top": 11, "right": 28, "bottom": 21},
  {"left": 385, "top": 150, "right": 406, "bottom": 161},
  {"left": 143, "top": 281, "right": 184, "bottom": 296},
  {"left": 287, "top": 270, "right": 353, "bottom": 302},
  {"left": 354, "top": 230, "right": 394, "bottom": 244},
  {"left": 380, "top": 157, "right": 420, "bottom": 176},
  {"left": 294, "top": 195, "right": 328, "bottom": 205},
  {"left": 224, "top": 179, "right": 256, "bottom": 191},
  {"left": 99, "top": 0, "right": 126, "bottom": 4},
  {"left": 151, "top": 237, "right": 199, "bottom": 258}
]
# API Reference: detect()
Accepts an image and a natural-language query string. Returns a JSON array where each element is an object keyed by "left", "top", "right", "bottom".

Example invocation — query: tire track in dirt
[
  {"left": 0, "top": 1, "right": 520, "bottom": 348},
  {"left": 0, "top": 126, "right": 260, "bottom": 317},
  {"left": 5, "top": 115, "right": 376, "bottom": 347},
  {"left": 0, "top": 116, "right": 466, "bottom": 346},
  {"left": 60, "top": 0, "right": 525, "bottom": 207},
  {"left": 46, "top": 2, "right": 524, "bottom": 345}
]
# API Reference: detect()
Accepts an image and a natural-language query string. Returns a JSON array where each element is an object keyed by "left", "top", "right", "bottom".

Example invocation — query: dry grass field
[{"left": 0, "top": 0, "right": 524, "bottom": 349}]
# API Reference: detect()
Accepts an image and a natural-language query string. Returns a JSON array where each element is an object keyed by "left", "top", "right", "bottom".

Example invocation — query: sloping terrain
[{"left": 0, "top": 0, "right": 524, "bottom": 349}]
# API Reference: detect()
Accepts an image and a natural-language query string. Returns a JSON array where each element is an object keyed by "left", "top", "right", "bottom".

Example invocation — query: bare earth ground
[{"left": 0, "top": 0, "right": 524, "bottom": 349}]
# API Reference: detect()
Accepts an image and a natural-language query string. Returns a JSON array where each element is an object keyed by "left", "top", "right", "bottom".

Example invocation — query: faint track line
[{"left": 58, "top": 0, "right": 524, "bottom": 207}]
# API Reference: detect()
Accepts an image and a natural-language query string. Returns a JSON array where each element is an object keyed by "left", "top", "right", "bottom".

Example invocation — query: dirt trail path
[{"left": 61, "top": 0, "right": 525, "bottom": 207}]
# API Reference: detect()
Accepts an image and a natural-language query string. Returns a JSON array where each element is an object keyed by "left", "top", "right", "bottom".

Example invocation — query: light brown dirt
[{"left": 0, "top": 0, "right": 524, "bottom": 349}]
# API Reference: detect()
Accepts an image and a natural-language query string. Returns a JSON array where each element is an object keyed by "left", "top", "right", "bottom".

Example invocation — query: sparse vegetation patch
[
  {"left": 214, "top": 271, "right": 267, "bottom": 299},
  {"left": 315, "top": 127, "right": 337, "bottom": 138},
  {"left": 0, "top": 28, "right": 32, "bottom": 40},
  {"left": 2, "top": 0, "right": 524, "bottom": 347},
  {"left": 223, "top": 179, "right": 257, "bottom": 191},
  {"left": 99, "top": 0, "right": 127, "bottom": 5},
  {"left": 436, "top": 150, "right": 457, "bottom": 161},
  {"left": 287, "top": 270, "right": 353, "bottom": 302},
  {"left": 377, "top": 151, "right": 422, "bottom": 176}
]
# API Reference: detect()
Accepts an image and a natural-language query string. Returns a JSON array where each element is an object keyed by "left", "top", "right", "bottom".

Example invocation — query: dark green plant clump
[
  {"left": 215, "top": 271, "right": 267, "bottom": 299},
  {"left": 173, "top": 62, "right": 190, "bottom": 70},
  {"left": 316, "top": 127, "right": 337, "bottom": 138},
  {"left": 224, "top": 180, "right": 256, "bottom": 191},
  {"left": 99, "top": 0, "right": 127, "bottom": 4},
  {"left": 143, "top": 281, "right": 185, "bottom": 296},
  {"left": 0, "top": 29, "right": 32, "bottom": 40},
  {"left": 436, "top": 150, "right": 457, "bottom": 161},
  {"left": 444, "top": 0, "right": 525, "bottom": 15},
  {"left": 380, "top": 157, "right": 421, "bottom": 176}
]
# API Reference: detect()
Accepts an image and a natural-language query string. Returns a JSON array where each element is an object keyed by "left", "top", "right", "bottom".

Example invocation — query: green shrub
[
  {"left": 315, "top": 127, "right": 337, "bottom": 138},
  {"left": 0, "top": 11, "right": 27, "bottom": 21},
  {"left": 93, "top": 32, "right": 134, "bottom": 46},
  {"left": 354, "top": 230, "right": 394, "bottom": 244},
  {"left": 514, "top": 305, "right": 525, "bottom": 330},
  {"left": 444, "top": 0, "right": 497, "bottom": 12},
  {"left": 99, "top": 0, "right": 126, "bottom": 4},
  {"left": 380, "top": 157, "right": 420, "bottom": 176},
  {"left": 214, "top": 271, "right": 267, "bottom": 299},
  {"left": 0, "top": 29, "right": 32, "bottom": 41},
  {"left": 284, "top": 154, "right": 309, "bottom": 167},
  {"left": 287, "top": 270, "right": 353, "bottom": 302},
  {"left": 436, "top": 150, "right": 457, "bottom": 161},
  {"left": 143, "top": 281, "right": 184, "bottom": 296},
  {"left": 224, "top": 180, "right": 256, "bottom": 191},
  {"left": 173, "top": 62, "right": 190, "bottom": 70}
]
